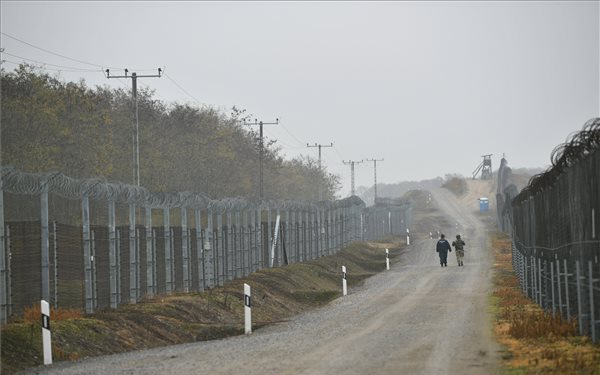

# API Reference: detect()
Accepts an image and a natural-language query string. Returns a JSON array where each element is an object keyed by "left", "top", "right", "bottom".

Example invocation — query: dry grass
[
  {"left": 22, "top": 304, "right": 83, "bottom": 323},
  {"left": 1, "top": 238, "right": 404, "bottom": 374},
  {"left": 490, "top": 231, "right": 600, "bottom": 375}
]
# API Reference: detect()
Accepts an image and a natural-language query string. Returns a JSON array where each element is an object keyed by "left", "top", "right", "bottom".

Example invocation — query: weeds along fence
[
  {"left": 499, "top": 118, "right": 600, "bottom": 342},
  {"left": 0, "top": 167, "right": 411, "bottom": 323}
]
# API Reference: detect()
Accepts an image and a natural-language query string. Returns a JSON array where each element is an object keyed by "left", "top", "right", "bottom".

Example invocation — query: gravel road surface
[{"left": 21, "top": 187, "right": 500, "bottom": 375}]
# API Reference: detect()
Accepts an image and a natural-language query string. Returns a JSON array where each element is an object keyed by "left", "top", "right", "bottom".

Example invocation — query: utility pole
[
  {"left": 106, "top": 68, "right": 162, "bottom": 186},
  {"left": 244, "top": 118, "right": 279, "bottom": 199},
  {"left": 307, "top": 142, "right": 333, "bottom": 201},
  {"left": 366, "top": 158, "right": 384, "bottom": 204},
  {"left": 343, "top": 160, "right": 363, "bottom": 196}
]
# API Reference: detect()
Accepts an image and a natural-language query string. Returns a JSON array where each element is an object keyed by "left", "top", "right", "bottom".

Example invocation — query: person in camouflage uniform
[{"left": 452, "top": 234, "right": 466, "bottom": 266}]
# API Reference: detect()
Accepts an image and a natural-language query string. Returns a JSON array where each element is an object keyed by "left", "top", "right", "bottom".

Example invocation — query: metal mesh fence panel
[
  {"left": 0, "top": 167, "right": 411, "bottom": 323},
  {"left": 500, "top": 118, "right": 600, "bottom": 342}
]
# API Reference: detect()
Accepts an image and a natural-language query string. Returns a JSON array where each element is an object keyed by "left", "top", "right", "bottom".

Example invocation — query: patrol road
[{"left": 22, "top": 185, "right": 500, "bottom": 375}]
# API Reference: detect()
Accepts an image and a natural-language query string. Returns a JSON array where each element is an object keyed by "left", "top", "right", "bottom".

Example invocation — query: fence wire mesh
[
  {"left": 0, "top": 168, "right": 411, "bottom": 323},
  {"left": 498, "top": 118, "right": 600, "bottom": 342}
]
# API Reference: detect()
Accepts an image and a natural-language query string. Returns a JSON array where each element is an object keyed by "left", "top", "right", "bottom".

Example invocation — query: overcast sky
[{"left": 2, "top": 1, "right": 599, "bottom": 196}]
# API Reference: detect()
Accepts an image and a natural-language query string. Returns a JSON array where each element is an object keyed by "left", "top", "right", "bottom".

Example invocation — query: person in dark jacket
[{"left": 436, "top": 233, "right": 452, "bottom": 267}]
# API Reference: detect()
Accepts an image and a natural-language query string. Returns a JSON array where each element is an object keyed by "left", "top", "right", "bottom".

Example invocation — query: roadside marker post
[
  {"left": 386, "top": 249, "right": 390, "bottom": 270},
  {"left": 244, "top": 283, "right": 252, "bottom": 334},
  {"left": 406, "top": 228, "right": 410, "bottom": 245},
  {"left": 41, "top": 300, "right": 52, "bottom": 365},
  {"left": 342, "top": 266, "right": 347, "bottom": 296}
]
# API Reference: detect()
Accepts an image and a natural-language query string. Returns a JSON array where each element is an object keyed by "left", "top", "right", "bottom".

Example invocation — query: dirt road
[{"left": 21, "top": 186, "right": 500, "bottom": 375}]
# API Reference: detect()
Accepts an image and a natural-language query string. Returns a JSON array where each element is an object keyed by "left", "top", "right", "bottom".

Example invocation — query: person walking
[
  {"left": 452, "top": 234, "right": 466, "bottom": 266},
  {"left": 436, "top": 233, "right": 451, "bottom": 267}
]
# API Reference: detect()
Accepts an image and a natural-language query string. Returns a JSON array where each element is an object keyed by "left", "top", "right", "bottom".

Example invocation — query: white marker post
[
  {"left": 386, "top": 248, "right": 390, "bottom": 270},
  {"left": 244, "top": 283, "right": 252, "bottom": 334},
  {"left": 41, "top": 300, "right": 52, "bottom": 365},
  {"left": 270, "top": 214, "right": 281, "bottom": 267},
  {"left": 342, "top": 265, "right": 347, "bottom": 296},
  {"left": 406, "top": 228, "right": 410, "bottom": 245}
]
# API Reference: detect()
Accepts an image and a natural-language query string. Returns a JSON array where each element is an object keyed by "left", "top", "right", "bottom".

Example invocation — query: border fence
[
  {"left": 498, "top": 118, "right": 600, "bottom": 342},
  {"left": 0, "top": 166, "right": 411, "bottom": 323}
]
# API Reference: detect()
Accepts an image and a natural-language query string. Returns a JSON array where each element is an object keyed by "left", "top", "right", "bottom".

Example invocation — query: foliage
[
  {"left": 442, "top": 176, "right": 467, "bottom": 196},
  {"left": 0, "top": 64, "right": 338, "bottom": 201}
]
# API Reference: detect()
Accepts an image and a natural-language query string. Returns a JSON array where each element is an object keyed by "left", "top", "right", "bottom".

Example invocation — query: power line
[
  {"left": 332, "top": 145, "right": 347, "bottom": 164},
  {"left": 163, "top": 72, "right": 205, "bottom": 106},
  {"left": 278, "top": 122, "right": 306, "bottom": 146},
  {"left": 1, "top": 31, "right": 112, "bottom": 69},
  {"left": 1, "top": 32, "right": 158, "bottom": 72},
  {"left": 1, "top": 51, "right": 101, "bottom": 72}
]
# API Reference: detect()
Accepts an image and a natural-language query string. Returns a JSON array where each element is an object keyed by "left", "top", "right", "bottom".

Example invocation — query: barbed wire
[
  {"left": 1, "top": 166, "right": 368, "bottom": 211},
  {"left": 513, "top": 117, "right": 600, "bottom": 205}
]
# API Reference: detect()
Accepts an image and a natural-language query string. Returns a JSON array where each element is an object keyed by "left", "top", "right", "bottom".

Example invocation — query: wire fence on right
[{"left": 498, "top": 118, "right": 600, "bottom": 343}]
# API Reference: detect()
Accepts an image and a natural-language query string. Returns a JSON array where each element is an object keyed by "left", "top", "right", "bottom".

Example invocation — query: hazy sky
[{"left": 2, "top": 1, "right": 599, "bottom": 196}]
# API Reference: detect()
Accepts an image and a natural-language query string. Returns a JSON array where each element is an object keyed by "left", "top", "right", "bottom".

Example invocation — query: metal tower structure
[{"left": 472, "top": 154, "right": 493, "bottom": 180}]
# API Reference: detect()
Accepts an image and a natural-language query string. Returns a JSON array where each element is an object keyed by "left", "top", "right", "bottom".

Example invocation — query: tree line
[{"left": 0, "top": 65, "right": 340, "bottom": 201}]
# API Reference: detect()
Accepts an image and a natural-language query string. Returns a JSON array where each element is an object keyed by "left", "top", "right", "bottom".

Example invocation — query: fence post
[
  {"left": 551, "top": 259, "right": 556, "bottom": 316},
  {"left": 327, "top": 209, "right": 333, "bottom": 256},
  {"left": 226, "top": 210, "right": 233, "bottom": 281},
  {"left": 576, "top": 260, "right": 584, "bottom": 335},
  {"left": 589, "top": 260, "right": 596, "bottom": 343},
  {"left": 588, "top": 260, "right": 598, "bottom": 343},
  {"left": 531, "top": 255, "right": 537, "bottom": 301},
  {"left": 129, "top": 202, "right": 138, "bottom": 303},
  {"left": 556, "top": 259, "right": 563, "bottom": 318},
  {"left": 217, "top": 212, "right": 223, "bottom": 285},
  {"left": 164, "top": 207, "right": 173, "bottom": 293},
  {"left": 208, "top": 209, "right": 216, "bottom": 286},
  {"left": 267, "top": 208, "right": 272, "bottom": 267},
  {"left": 242, "top": 210, "right": 249, "bottom": 275},
  {"left": 564, "top": 259, "right": 571, "bottom": 320},
  {"left": 182, "top": 208, "right": 190, "bottom": 292},
  {"left": 537, "top": 258, "right": 544, "bottom": 307},
  {"left": 41, "top": 181, "right": 50, "bottom": 304},
  {"left": 250, "top": 210, "right": 256, "bottom": 273},
  {"left": 91, "top": 230, "right": 97, "bottom": 310},
  {"left": 52, "top": 221, "right": 57, "bottom": 309},
  {"left": 195, "top": 209, "right": 203, "bottom": 291},
  {"left": 108, "top": 200, "right": 118, "bottom": 308},
  {"left": 523, "top": 255, "right": 528, "bottom": 295},
  {"left": 0, "top": 176, "right": 7, "bottom": 323},
  {"left": 82, "top": 194, "right": 94, "bottom": 313},
  {"left": 235, "top": 210, "right": 241, "bottom": 278},
  {"left": 270, "top": 214, "right": 280, "bottom": 268},
  {"left": 145, "top": 207, "right": 154, "bottom": 296}
]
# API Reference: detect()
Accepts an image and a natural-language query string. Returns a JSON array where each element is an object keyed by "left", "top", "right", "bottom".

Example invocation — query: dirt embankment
[{"left": 1, "top": 240, "right": 403, "bottom": 374}]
